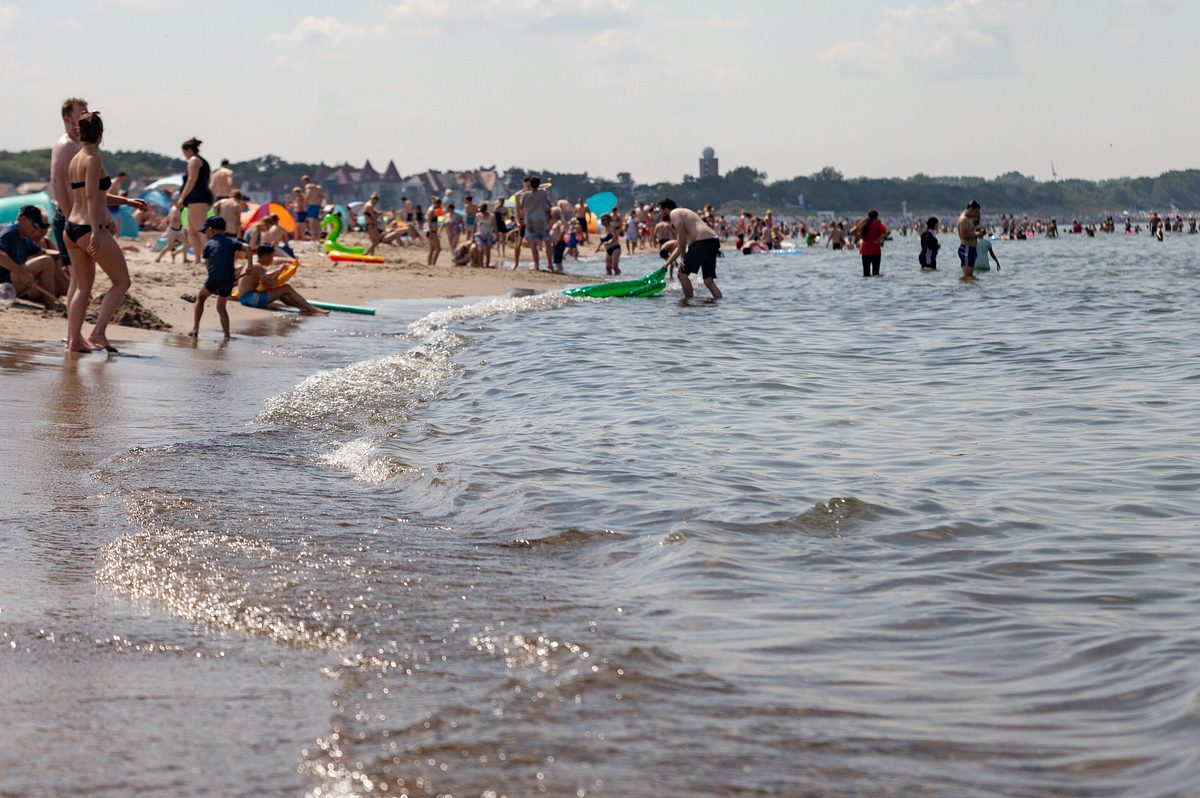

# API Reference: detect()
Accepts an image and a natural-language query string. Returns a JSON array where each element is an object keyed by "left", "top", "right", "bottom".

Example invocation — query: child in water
[{"left": 596, "top": 213, "right": 622, "bottom": 275}]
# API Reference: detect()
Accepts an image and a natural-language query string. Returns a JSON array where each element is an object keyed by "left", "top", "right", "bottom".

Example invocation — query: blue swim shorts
[
  {"left": 958, "top": 244, "right": 977, "bottom": 268},
  {"left": 307, "top": 204, "right": 320, "bottom": 220},
  {"left": 239, "top": 290, "right": 271, "bottom": 309},
  {"left": 523, "top": 229, "right": 551, "bottom": 243},
  {"left": 295, "top": 210, "right": 308, "bottom": 223}
]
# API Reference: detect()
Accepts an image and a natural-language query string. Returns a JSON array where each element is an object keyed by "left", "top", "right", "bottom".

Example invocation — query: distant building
[
  {"left": 315, "top": 160, "right": 509, "bottom": 208},
  {"left": 699, "top": 147, "right": 719, "bottom": 179}
]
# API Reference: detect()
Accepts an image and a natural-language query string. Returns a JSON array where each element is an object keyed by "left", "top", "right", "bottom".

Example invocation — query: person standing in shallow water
[
  {"left": 64, "top": 112, "right": 147, "bottom": 353},
  {"left": 853, "top": 209, "right": 889, "bottom": 277},
  {"left": 660, "top": 198, "right": 722, "bottom": 301},
  {"left": 919, "top": 217, "right": 940, "bottom": 270},
  {"left": 956, "top": 200, "right": 985, "bottom": 280}
]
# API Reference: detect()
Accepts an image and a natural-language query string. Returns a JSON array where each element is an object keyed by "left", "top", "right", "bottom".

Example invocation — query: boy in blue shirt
[{"left": 191, "top": 216, "right": 244, "bottom": 339}]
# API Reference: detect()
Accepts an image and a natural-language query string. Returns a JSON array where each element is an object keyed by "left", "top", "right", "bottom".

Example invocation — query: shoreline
[{"left": 0, "top": 231, "right": 599, "bottom": 346}]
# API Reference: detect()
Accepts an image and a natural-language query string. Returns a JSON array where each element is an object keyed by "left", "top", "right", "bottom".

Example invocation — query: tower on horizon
[{"left": 699, "top": 147, "right": 719, "bottom": 179}]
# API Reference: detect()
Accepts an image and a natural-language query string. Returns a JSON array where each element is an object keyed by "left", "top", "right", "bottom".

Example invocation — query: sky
[{"left": 0, "top": 0, "right": 1195, "bottom": 184}]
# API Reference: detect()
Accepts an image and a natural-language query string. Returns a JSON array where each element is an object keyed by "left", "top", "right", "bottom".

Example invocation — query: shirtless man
[
  {"left": 956, "top": 200, "right": 986, "bottom": 279},
  {"left": 49, "top": 97, "right": 88, "bottom": 280},
  {"left": 212, "top": 189, "right": 244, "bottom": 239},
  {"left": 660, "top": 198, "right": 722, "bottom": 300},
  {"left": 301, "top": 176, "right": 326, "bottom": 242},
  {"left": 574, "top": 197, "right": 590, "bottom": 244},
  {"left": 210, "top": 159, "right": 235, "bottom": 201}
]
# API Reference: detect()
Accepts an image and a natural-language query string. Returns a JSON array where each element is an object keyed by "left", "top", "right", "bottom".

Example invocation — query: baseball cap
[
  {"left": 18, "top": 205, "right": 47, "bottom": 227},
  {"left": 200, "top": 216, "right": 226, "bottom": 232}
]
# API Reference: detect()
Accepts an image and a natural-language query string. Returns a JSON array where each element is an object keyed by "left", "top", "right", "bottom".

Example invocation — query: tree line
[{"left": 4, "top": 148, "right": 1197, "bottom": 216}]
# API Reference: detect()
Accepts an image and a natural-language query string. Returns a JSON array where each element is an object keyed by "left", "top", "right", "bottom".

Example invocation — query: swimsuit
[
  {"left": 958, "top": 244, "right": 978, "bottom": 268},
  {"left": 682, "top": 237, "right": 720, "bottom": 280},
  {"left": 65, "top": 221, "right": 93, "bottom": 243},
  {"left": 182, "top": 158, "right": 214, "bottom": 205},
  {"left": 239, "top": 290, "right": 271, "bottom": 309}
]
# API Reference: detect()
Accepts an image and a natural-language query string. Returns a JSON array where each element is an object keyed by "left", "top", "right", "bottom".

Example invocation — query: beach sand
[{"left": 0, "top": 231, "right": 596, "bottom": 344}]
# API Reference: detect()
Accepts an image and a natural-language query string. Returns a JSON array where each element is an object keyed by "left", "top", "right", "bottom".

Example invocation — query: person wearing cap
[
  {"left": 0, "top": 206, "right": 61, "bottom": 310},
  {"left": 191, "top": 215, "right": 245, "bottom": 339}
]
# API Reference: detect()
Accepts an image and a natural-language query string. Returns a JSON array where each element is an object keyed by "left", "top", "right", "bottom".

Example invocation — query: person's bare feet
[
  {"left": 65, "top": 339, "right": 95, "bottom": 354},
  {"left": 87, "top": 334, "right": 118, "bottom": 353}
]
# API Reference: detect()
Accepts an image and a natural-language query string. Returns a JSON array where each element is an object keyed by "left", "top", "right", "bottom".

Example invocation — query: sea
[{"left": 1, "top": 232, "right": 1199, "bottom": 798}]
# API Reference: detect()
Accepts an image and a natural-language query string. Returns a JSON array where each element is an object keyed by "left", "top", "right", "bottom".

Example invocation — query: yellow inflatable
[{"left": 232, "top": 259, "right": 297, "bottom": 299}]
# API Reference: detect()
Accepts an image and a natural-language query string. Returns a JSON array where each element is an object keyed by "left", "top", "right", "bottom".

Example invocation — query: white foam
[{"left": 319, "top": 437, "right": 405, "bottom": 485}]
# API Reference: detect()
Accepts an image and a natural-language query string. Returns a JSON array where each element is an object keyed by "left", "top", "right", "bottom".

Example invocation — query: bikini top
[{"left": 70, "top": 174, "right": 112, "bottom": 191}]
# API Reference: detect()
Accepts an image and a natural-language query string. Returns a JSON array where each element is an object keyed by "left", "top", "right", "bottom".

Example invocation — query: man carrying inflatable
[{"left": 659, "top": 198, "right": 722, "bottom": 301}]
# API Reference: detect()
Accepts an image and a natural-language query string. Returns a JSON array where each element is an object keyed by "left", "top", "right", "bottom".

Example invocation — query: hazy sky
[{"left": 0, "top": 0, "right": 1193, "bottom": 184}]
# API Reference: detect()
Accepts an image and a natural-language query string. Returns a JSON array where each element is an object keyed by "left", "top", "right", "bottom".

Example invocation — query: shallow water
[{"left": 2, "top": 234, "right": 1199, "bottom": 797}]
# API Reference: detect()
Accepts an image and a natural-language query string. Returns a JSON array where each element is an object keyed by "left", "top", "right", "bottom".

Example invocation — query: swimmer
[{"left": 235, "top": 245, "right": 328, "bottom": 316}]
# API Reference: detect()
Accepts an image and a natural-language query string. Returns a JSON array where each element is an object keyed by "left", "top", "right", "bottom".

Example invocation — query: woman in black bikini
[
  {"left": 64, "top": 112, "right": 145, "bottom": 353},
  {"left": 175, "top": 137, "right": 213, "bottom": 275}
]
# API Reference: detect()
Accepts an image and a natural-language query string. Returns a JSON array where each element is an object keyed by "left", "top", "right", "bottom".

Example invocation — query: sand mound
[{"left": 86, "top": 292, "right": 172, "bottom": 331}]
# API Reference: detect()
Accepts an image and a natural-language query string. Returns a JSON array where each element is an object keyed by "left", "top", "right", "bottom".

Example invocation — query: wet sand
[{"left": 0, "top": 231, "right": 595, "bottom": 345}]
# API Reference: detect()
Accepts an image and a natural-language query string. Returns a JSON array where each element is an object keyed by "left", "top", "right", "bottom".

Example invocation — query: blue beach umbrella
[{"left": 587, "top": 191, "right": 618, "bottom": 215}]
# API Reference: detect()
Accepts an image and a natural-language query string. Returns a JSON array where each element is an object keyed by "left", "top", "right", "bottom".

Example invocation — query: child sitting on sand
[
  {"left": 191, "top": 216, "right": 243, "bottom": 339},
  {"left": 236, "top": 245, "right": 328, "bottom": 316}
]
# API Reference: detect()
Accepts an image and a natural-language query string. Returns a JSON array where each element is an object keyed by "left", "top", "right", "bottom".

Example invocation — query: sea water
[{"left": 2, "top": 234, "right": 1199, "bottom": 797}]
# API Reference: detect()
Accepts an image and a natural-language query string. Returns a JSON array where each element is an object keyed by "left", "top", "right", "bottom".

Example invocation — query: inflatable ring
[{"left": 232, "top": 259, "right": 297, "bottom": 299}]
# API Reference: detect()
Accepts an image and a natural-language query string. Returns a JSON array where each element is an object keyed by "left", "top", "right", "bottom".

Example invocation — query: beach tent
[
  {"left": 239, "top": 202, "right": 260, "bottom": 231},
  {"left": 241, "top": 202, "right": 297, "bottom": 234},
  {"left": 0, "top": 191, "right": 54, "bottom": 225},
  {"left": 112, "top": 205, "right": 139, "bottom": 238},
  {"left": 139, "top": 189, "right": 172, "bottom": 211},
  {"left": 146, "top": 174, "right": 185, "bottom": 191},
  {"left": 586, "top": 191, "right": 618, "bottom": 216}
]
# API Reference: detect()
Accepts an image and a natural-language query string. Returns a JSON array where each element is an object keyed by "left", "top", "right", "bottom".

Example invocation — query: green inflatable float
[
  {"left": 563, "top": 267, "right": 667, "bottom": 299},
  {"left": 321, "top": 212, "right": 364, "bottom": 255}
]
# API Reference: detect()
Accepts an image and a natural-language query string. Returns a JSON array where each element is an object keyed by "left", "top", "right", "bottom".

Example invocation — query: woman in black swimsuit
[
  {"left": 175, "top": 137, "right": 213, "bottom": 274},
  {"left": 64, "top": 112, "right": 145, "bottom": 353}
]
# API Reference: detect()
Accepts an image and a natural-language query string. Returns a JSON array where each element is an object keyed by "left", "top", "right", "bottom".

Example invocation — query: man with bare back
[
  {"left": 50, "top": 97, "right": 88, "bottom": 273},
  {"left": 956, "top": 200, "right": 985, "bottom": 279},
  {"left": 302, "top": 176, "right": 326, "bottom": 242},
  {"left": 210, "top": 159, "right": 235, "bottom": 200},
  {"left": 660, "top": 198, "right": 722, "bottom": 300}
]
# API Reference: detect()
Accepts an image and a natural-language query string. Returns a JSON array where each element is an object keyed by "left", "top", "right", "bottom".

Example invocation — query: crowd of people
[{"left": 3, "top": 96, "right": 1198, "bottom": 350}]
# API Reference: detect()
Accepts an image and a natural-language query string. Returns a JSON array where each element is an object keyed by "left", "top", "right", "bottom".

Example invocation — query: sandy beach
[{"left": 0, "top": 231, "right": 596, "bottom": 344}]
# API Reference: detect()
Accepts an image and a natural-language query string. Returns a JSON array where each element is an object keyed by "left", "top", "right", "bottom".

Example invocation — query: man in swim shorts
[
  {"left": 956, "top": 200, "right": 985, "bottom": 279},
  {"left": 236, "top": 245, "right": 328, "bottom": 315},
  {"left": 660, "top": 198, "right": 722, "bottom": 300},
  {"left": 302, "top": 176, "right": 326, "bottom": 243}
]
